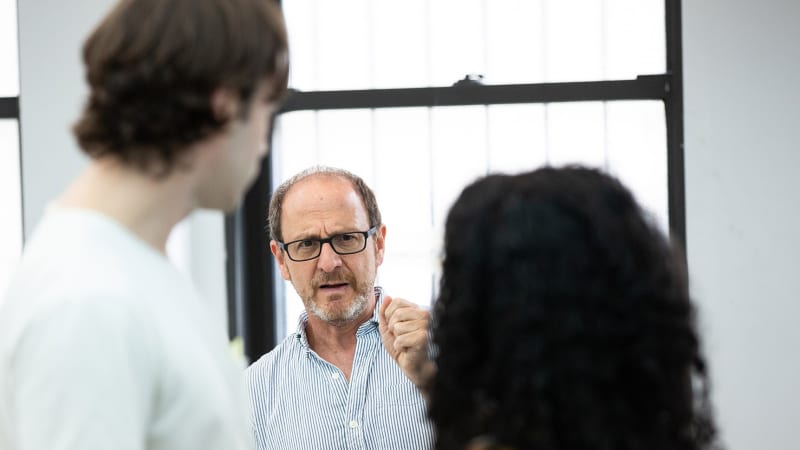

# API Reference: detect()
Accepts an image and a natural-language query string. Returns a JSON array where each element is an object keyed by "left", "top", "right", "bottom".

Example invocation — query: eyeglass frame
[{"left": 276, "top": 225, "right": 379, "bottom": 262}]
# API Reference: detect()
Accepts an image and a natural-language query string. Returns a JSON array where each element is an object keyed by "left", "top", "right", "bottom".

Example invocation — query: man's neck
[
  {"left": 305, "top": 304, "right": 375, "bottom": 352},
  {"left": 304, "top": 298, "right": 377, "bottom": 380},
  {"left": 57, "top": 159, "right": 196, "bottom": 253}
]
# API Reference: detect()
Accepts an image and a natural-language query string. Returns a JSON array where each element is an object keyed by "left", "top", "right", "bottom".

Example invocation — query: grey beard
[{"left": 308, "top": 289, "right": 370, "bottom": 326}]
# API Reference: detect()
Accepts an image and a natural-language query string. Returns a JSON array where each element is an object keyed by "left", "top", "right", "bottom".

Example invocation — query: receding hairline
[
  {"left": 281, "top": 173, "right": 368, "bottom": 215},
  {"left": 269, "top": 166, "right": 379, "bottom": 242}
]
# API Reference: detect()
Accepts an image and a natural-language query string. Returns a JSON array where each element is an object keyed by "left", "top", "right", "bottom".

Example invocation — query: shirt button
[
  {"left": 331, "top": 373, "right": 340, "bottom": 380},
  {"left": 349, "top": 420, "right": 358, "bottom": 429}
]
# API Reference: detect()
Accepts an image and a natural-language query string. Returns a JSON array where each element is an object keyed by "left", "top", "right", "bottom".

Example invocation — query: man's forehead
[
  {"left": 283, "top": 175, "right": 361, "bottom": 211},
  {"left": 280, "top": 176, "right": 370, "bottom": 236}
]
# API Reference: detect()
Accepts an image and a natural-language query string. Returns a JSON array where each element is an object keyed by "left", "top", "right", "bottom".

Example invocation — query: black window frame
[
  {"left": 226, "top": 0, "right": 685, "bottom": 362},
  {"left": 0, "top": 97, "right": 18, "bottom": 119}
]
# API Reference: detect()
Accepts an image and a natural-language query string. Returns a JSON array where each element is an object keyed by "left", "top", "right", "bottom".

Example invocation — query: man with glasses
[{"left": 246, "top": 166, "right": 435, "bottom": 449}]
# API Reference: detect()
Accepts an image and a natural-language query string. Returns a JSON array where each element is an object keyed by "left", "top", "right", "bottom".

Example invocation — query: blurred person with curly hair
[
  {"left": 0, "top": 0, "right": 288, "bottom": 449},
  {"left": 428, "top": 166, "right": 719, "bottom": 450}
]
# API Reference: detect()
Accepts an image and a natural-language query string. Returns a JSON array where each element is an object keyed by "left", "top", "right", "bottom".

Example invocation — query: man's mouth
[{"left": 319, "top": 282, "right": 349, "bottom": 290}]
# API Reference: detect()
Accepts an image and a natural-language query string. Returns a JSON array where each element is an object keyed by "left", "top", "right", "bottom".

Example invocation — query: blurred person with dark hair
[
  {"left": 0, "top": 0, "right": 288, "bottom": 449},
  {"left": 426, "top": 166, "right": 719, "bottom": 450},
  {"left": 246, "top": 166, "right": 435, "bottom": 449}
]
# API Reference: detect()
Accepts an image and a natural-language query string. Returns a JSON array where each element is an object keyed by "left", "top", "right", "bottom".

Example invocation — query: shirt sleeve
[{"left": 8, "top": 295, "right": 157, "bottom": 450}]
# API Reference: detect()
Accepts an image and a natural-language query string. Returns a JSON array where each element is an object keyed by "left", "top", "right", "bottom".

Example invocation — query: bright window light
[
  {"left": 0, "top": 0, "right": 20, "bottom": 96},
  {"left": 275, "top": 1, "right": 669, "bottom": 335},
  {"left": 0, "top": 120, "right": 23, "bottom": 296},
  {"left": 273, "top": 101, "right": 668, "bottom": 332},
  {"left": 282, "top": 0, "right": 665, "bottom": 91}
]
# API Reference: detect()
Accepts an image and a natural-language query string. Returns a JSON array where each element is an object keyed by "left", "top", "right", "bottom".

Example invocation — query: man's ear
[
  {"left": 270, "top": 240, "right": 292, "bottom": 281},
  {"left": 374, "top": 224, "right": 386, "bottom": 266},
  {"left": 210, "top": 87, "right": 239, "bottom": 122}
]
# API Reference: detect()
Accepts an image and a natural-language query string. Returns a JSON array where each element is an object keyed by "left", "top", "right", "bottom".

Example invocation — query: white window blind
[
  {"left": 0, "top": 0, "right": 20, "bottom": 96},
  {"left": 275, "top": 0, "right": 669, "bottom": 334},
  {"left": 282, "top": 0, "right": 665, "bottom": 91},
  {"left": 0, "top": 0, "right": 21, "bottom": 297},
  {"left": 0, "top": 120, "right": 22, "bottom": 296},
  {"left": 274, "top": 101, "right": 667, "bottom": 332}
]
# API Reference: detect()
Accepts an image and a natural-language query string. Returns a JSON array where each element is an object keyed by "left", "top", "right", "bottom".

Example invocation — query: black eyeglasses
[{"left": 277, "top": 226, "right": 378, "bottom": 262}]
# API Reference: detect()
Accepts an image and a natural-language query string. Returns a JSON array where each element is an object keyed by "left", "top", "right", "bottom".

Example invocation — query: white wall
[
  {"left": 17, "top": 0, "right": 229, "bottom": 330},
  {"left": 18, "top": 0, "right": 105, "bottom": 233},
  {"left": 683, "top": 1, "right": 800, "bottom": 448}
]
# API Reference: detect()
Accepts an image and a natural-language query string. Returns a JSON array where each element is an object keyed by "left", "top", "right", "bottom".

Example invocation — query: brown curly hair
[{"left": 73, "top": 0, "right": 289, "bottom": 176}]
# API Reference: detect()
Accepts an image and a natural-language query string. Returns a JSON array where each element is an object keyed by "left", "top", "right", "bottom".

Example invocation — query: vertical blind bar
[{"left": 665, "top": 0, "right": 687, "bottom": 252}]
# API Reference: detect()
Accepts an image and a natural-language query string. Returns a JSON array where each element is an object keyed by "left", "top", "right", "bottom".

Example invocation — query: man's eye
[
  {"left": 339, "top": 234, "right": 355, "bottom": 242},
  {"left": 298, "top": 240, "right": 316, "bottom": 248}
]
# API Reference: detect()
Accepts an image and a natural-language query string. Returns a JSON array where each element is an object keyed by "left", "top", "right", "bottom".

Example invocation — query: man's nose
[{"left": 316, "top": 242, "right": 342, "bottom": 272}]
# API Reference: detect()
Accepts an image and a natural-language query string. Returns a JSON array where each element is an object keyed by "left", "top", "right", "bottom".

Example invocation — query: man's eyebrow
[{"left": 286, "top": 227, "right": 363, "bottom": 241}]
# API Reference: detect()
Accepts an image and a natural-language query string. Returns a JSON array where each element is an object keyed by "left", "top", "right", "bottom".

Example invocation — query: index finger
[
  {"left": 385, "top": 297, "right": 429, "bottom": 325},
  {"left": 383, "top": 296, "right": 416, "bottom": 319},
  {"left": 379, "top": 294, "right": 393, "bottom": 325}
]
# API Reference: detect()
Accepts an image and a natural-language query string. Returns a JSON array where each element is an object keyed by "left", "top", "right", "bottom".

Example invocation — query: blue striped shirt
[{"left": 245, "top": 287, "right": 435, "bottom": 449}]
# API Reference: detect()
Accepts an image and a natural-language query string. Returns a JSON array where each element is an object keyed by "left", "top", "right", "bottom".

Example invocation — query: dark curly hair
[
  {"left": 73, "top": 0, "right": 289, "bottom": 176},
  {"left": 430, "top": 166, "right": 719, "bottom": 450}
]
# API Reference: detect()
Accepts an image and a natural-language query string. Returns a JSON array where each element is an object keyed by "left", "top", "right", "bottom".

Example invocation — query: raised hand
[{"left": 378, "top": 295, "right": 435, "bottom": 392}]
